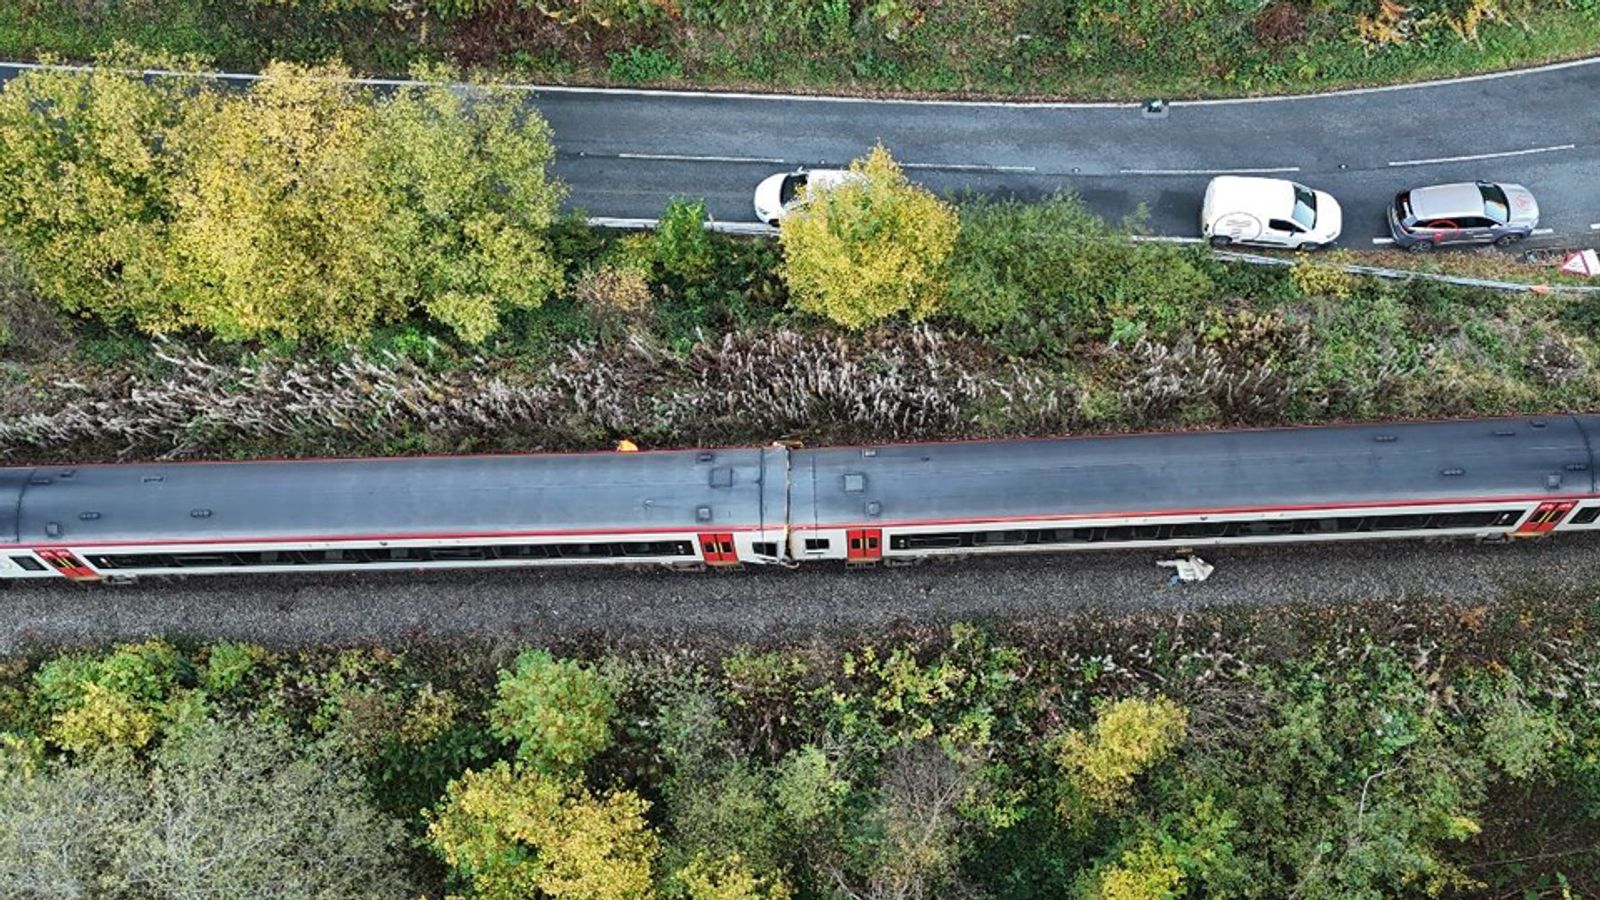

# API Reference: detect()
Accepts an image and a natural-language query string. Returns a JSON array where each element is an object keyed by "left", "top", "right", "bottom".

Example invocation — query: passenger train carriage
[{"left": 4, "top": 415, "right": 1599, "bottom": 583}]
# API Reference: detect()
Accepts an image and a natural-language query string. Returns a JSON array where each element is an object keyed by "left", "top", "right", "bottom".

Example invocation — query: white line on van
[
  {"left": 1386, "top": 144, "right": 1575, "bottom": 167},
  {"left": 1118, "top": 166, "right": 1300, "bottom": 176}
]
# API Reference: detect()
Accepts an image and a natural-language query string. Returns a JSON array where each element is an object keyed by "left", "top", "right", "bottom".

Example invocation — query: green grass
[{"left": 1, "top": 0, "right": 1596, "bottom": 100}]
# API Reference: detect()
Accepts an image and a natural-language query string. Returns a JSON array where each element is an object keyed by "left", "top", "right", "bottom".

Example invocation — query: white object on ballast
[{"left": 1158, "top": 555, "right": 1215, "bottom": 584}]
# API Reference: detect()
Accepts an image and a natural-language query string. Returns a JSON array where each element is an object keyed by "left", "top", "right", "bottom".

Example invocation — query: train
[{"left": 3, "top": 414, "right": 1599, "bottom": 583}]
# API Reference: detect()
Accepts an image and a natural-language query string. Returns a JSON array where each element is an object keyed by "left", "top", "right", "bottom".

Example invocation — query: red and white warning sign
[{"left": 1560, "top": 249, "right": 1600, "bottom": 277}]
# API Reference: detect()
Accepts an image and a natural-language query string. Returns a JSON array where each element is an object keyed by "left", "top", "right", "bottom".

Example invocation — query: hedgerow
[{"left": 3, "top": 589, "right": 1600, "bottom": 896}]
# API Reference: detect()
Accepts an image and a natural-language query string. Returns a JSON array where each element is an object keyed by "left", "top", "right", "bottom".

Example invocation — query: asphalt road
[
  {"left": 2, "top": 58, "right": 1599, "bottom": 248},
  {"left": 4, "top": 534, "right": 1597, "bottom": 651}
]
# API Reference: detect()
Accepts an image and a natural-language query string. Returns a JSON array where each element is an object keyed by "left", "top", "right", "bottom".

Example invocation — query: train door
[{"left": 1515, "top": 501, "right": 1576, "bottom": 537}]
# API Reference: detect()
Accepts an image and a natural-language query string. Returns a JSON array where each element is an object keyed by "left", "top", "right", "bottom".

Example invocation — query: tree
[
  {"left": 0, "top": 718, "right": 413, "bottom": 898},
  {"left": 427, "top": 760, "right": 658, "bottom": 900},
  {"left": 167, "top": 61, "right": 398, "bottom": 342},
  {"left": 0, "top": 53, "right": 193, "bottom": 331},
  {"left": 778, "top": 143, "right": 958, "bottom": 329},
  {"left": 1055, "top": 696, "right": 1188, "bottom": 815},
  {"left": 490, "top": 649, "right": 617, "bottom": 774},
  {"left": 32, "top": 639, "right": 182, "bottom": 754},
  {"left": 371, "top": 68, "right": 565, "bottom": 343},
  {"left": 678, "top": 853, "right": 793, "bottom": 900}
]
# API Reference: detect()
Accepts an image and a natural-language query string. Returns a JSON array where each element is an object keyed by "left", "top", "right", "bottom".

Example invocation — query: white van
[{"left": 1201, "top": 176, "right": 1342, "bottom": 250}]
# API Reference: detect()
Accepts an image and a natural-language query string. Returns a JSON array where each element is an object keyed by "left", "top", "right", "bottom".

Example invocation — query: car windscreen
[
  {"left": 1290, "top": 183, "right": 1317, "bottom": 231},
  {"left": 779, "top": 174, "right": 808, "bottom": 206},
  {"left": 1478, "top": 183, "right": 1509, "bottom": 223}
]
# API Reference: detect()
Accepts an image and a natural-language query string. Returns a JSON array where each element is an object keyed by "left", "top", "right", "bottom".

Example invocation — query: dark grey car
[{"left": 1387, "top": 181, "right": 1540, "bottom": 252}]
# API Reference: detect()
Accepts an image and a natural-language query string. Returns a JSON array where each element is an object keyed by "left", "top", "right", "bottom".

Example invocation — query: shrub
[
  {"left": 201, "top": 643, "right": 270, "bottom": 697},
  {"left": 1290, "top": 254, "right": 1357, "bottom": 300},
  {"left": 490, "top": 650, "right": 617, "bottom": 774},
  {"left": 654, "top": 198, "right": 716, "bottom": 282},
  {"left": 1055, "top": 696, "right": 1188, "bottom": 814},
  {"left": 33, "top": 640, "right": 182, "bottom": 754},
  {"left": 779, "top": 143, "right": 959, "bottom": 329},
  {"left": 945, "top": 195, "right": 1213, "bottom": 354},
  {"left": 427, "top": 761, "right": 658, "bottom": 900},
  {"left": 575, "top": 263, "right": 654, "bottom": 322},
  {"left": 609, "top": 47, "right": 684, "bottom": 82},
  {"left": 1083, "top": 839, "right": 1184, "bottom": 900}
]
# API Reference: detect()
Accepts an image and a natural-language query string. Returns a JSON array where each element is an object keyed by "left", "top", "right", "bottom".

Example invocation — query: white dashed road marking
[
  {"left": 617, "top": 152, "right": 786, "bottom": 164},
  {"left": 1372, "top": 237, "right": 1395, "bottom": 245},
  {"left": 900, "top": 162, "right": 1037, "bottom": 173},
  {"left": 1590, "top": 223, "right": 1600, "bottom": 230},
  {"left": 1386, "top": 143, "right": 1576, "bottom": 167},
  {"left": 1118, "top": 166, "right": 1300, "bottom": 175},
  {"left": 1533, "top": 228, "right": 1556, "bottom": 235}
]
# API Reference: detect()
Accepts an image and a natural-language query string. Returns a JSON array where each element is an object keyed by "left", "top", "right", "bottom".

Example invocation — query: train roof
[
  {"left": 4, "top": 449, "right": 786, "bottom": 546},
  {"left": 794, "top": 416, "right": 1599, "bottom": 528}
]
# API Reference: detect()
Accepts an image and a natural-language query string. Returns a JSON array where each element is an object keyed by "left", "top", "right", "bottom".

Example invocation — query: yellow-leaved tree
[
  {"left": 371, "top": 67, "right": 566, "bottom": 343},
  {"left": 167, "top": 62, "right": 398, "bottom": 343},
  {"left": 427, "top": 760, "right": 659, "bottom": 900},
  {"left": 1055, "top": 695, "right": 1188, "bottom": 816},
  {"left": 0, "top": 52, "right": 195, "bottom": 331},
  {"left": 778, "top": 143, "right": 958, "bottom": 329}
]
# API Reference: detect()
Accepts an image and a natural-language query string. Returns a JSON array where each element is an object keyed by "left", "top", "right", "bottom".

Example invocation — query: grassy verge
[
  {"left": 1, "top": 0, "right": 1597, "bottom": 99},
  {"left": 4, "top": 587, "right": 1599, "bottom": 897}
]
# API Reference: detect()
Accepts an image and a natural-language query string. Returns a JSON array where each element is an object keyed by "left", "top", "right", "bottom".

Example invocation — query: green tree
[
  {"left": 490, "top": 649, "right": 617, "bottom": 774},
  {"left": 427, "top": 760, "right": 658, "bottom": 900},
  {"left": 653, "top": 197, "right": 714, "bottom": 282},
  {"left": 372, "top": 68, "right": 566, "bottom": 343},
  {"left": 677, "top": 852, "right": 792, "bottom": 900},
  {"left": 0, "top": 53, "right": 193, "bottom": 331},
  {"left": 779, "top": 143, "right": 958, "bottom": 329},
  {"left": 32, "top": 639, "right": 182, "bottom": 754}
]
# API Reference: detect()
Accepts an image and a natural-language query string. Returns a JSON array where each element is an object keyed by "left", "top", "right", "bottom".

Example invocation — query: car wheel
[
  {"left": 1407, "top": 240, "right": 1434, "bottom": 254},
  {"left": 1208, "top": 236, "right": 1232, "bottom": 248},
  {"left": 1493, "top": 233, "right": 1525, "bottom": 248}
]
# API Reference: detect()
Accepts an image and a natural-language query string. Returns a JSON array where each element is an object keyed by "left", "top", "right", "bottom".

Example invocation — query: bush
[
  {"left": 654, "top": 198, "right": 716, "bottom": 282},
  {"left": 678, "top": 852, "right": 793, "bottom": 900},
  {"left": 33, "top": 640, "right": 182, "bottom": 754},
  {"left": 779, "top": 143, "right": 959, "bottom": 329},
  {"left": 945, "top": 195, "right": 1214, "bottom": 354},
  {"left": 490, "top": 650, "right": 617, "bottom": 774}
]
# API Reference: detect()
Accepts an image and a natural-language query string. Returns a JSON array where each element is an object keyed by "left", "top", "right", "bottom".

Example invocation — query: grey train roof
[
  {"left": 4, "top": 449, "right": 786, "bottom": 546},
  {"left": 794, "top": 416, "right": 1599, "bottom": 529}
]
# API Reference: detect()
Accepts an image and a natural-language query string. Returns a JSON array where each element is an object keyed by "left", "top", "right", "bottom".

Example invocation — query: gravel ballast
[{"left": 4, "top": 534, "right": 1599, "bottom": 653}]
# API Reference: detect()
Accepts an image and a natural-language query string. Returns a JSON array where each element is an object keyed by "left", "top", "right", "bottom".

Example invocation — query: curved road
[{"left": 3, "top": 58, "right": 1599, "bottom": 247}]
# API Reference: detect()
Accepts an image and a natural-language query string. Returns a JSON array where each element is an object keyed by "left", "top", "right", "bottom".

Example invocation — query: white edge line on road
[
  {"left": 6, "top": 54, "right": 1600, "bottom": 109},
  {"left": 1590, "top": 223, "right": 1600, "bottom": 230},
  {"left": 1532, "top": 228, "right": 1556, "bottom": 235},
  {"left": 1386, "top": 143, "right": 1576, "bottom": 167},
  {"left": 1119, "top": 166, "right": 1299, "bottom": 175},
  {"left": 901, "top": 162, "right": 1037, "bottom": 172},
  {"left": 1372, "top": 237, "right": 1395, "bottom": 245},
  {"left": 617, "top": 152, "right": 785, "bottom": 164},
  {"left": 587, "top": 216, "right": 777, "bottom": 236}
]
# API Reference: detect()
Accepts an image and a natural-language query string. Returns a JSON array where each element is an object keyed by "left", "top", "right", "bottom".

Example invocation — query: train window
[
  {"left": 804, "top": 538, "right": 831, "bottom": 551},
  {"left": 1430, "top": 511, "right": 1501, "bottom": 529},
  {"left": 1570, "top": 506, "right": 1600, "bottom": 525},
  {"left": 428, "top": 547, "right": 488, "bottom": 561},
  {"left": 10, "top": 555, "right": 46, "bottom": 571},
  {"left": 556, "top": 543, "right": 613, "bottom": 558},
  {"left": 973, "top": 530, "right": 1028, "bottom": 546},
  {"left": 1169, "top": 522, "right": 1228, "bottom": 538},
  {"left": 891, "top": 534, "right": 964, "bottom": 550},
  {"left": 1364, "top": 514, "right": 1428, "bottom": 531},
  {"left": 1235, "top": 520, "right": 1296, "bottom": 537},
  {"left": 172, "top": 553, "right": 234, "bottom": 567},
  {"left": 751, "top": 542, "right": 779, "bottom": 558}
]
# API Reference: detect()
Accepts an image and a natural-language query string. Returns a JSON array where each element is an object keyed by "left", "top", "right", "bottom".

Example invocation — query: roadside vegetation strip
[
  {"left": 3, "top": 586, "right": 1600, "bottom": 897},
  {"left": 2, "top": 0, "right": 1599, "bottom": 102},
  {"left": 1214, "top": 249, "right": 1600, "bottom": 294}
]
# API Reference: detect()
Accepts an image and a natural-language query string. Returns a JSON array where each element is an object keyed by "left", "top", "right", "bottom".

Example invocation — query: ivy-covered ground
[{"left": 3, "top": 587, "right": 1598, "bottom": 898}]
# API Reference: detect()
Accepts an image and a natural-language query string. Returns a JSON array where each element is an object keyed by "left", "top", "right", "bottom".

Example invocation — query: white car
[
  {"left": 753, "top": 169, "right": 864, "bottom": 225},
  {"left": 1201, "top": 176, "right": 1342, "bottom": 250}
]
